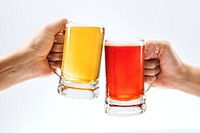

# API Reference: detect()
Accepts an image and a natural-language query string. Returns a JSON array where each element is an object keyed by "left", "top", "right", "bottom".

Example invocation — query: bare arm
[
  {"left": 174, "top": 63, "right": 200, "bottom": 96},
  {"left": 0, "top": 18, "right": 67, "bottom": 91},
  {"left": 0, "top": 48, "right": 35, "bottom": 90},
  {"left": 144, "top": 40, "right": 200, "bottom": 97}
]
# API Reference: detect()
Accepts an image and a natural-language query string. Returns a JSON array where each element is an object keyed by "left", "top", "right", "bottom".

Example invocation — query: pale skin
[
  {"left": 0, "top": 19, "right": 200, "bottom": 97},
  {"left": 0, "top": 18, "right": 67, "bottom": 90},
  {"left": 145, "top": 40, "right": 200, "bottom": 97}
]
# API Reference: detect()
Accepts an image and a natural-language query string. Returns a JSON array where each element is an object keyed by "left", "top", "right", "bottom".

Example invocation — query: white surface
[{"left": 0, "top": 0, "right": 200, "bottom": 133}]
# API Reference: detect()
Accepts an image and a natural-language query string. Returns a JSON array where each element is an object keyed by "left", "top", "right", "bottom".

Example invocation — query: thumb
[
  {"left": 145, "top": 40, "right": 161, "bottom": 60},
  {"left": 43, "top": 18, "right": 68, "bottom": 35}
]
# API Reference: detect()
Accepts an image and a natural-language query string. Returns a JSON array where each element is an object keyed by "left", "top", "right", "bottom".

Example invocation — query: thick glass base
[
  {"left": 57, "top": 78, "right": 99, "bottom": 99},
  {"left": 104, "top": 95, "right": 146, "bottom": 116}
]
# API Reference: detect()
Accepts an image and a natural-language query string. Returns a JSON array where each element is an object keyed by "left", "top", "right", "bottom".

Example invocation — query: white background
[{"left": 0, "top": 0, "right": 200, "bottom": 133}]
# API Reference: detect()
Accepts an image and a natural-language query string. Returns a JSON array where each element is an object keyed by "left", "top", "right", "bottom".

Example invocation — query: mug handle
[
  {"left": 52, "top": 28, "right": 65, "bottom": 79},
  {"left": 54, "top": 68, "right": 62, "bottom": 78},
  {"left": 145, "top": 83, "right": 151, "bottom": 93}
]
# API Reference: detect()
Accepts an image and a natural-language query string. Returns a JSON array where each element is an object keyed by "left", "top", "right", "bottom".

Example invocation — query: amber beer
[
  {"left": 57, "top": 23, "right": 105, "bottom": 99},
  {"left": 104, "top": 39, "right": 146, "bottom": 116}
]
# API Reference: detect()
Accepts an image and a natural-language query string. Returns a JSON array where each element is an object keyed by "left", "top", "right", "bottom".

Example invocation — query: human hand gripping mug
[
  {"left": 57, "top": 22, "right": 105, "bottom": 99},
  {"left": 104, "top": 38, "right": 150, "bottom": 116}
]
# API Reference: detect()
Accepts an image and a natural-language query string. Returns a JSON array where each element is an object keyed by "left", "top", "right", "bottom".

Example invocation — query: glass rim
[
  {"left": 105, "top": 38, "right": 145, "bottom": 46},
  {"left": 66, "top": 21, "right": 105, "bottom": 28}
]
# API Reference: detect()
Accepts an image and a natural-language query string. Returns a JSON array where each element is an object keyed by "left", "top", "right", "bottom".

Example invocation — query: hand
[
  {"left": 0, "top": 18, "right": 67, "bottom": 90},
  {"left": 24, "top": 18, "right": 67, "bottom": 78},
  {"left": 144, "top": 40, "right": 184, "bottom": 89}
]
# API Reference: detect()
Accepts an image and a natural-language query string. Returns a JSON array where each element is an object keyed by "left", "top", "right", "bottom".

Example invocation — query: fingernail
[{"left": 155, "top": 50, "right": 160, "bottom": 54}]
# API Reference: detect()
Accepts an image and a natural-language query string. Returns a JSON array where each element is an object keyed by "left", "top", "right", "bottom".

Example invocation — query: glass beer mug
[
  {"left": 104, "top": 38, "right": 150, "bottom": 116},
  {"left": 56, "top": 22, "right": 105, "bottom": 99}
]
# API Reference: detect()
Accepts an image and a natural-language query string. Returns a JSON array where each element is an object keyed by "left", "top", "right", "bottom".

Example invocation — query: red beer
[{"left": 105, "top": 44, "right": 144, "bottom": 101}]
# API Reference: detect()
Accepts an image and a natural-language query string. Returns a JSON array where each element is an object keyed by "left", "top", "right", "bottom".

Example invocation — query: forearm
[
  {"left": 0, "top": 48, "right": 34, "bottom": 91},
  {"left": 175, "top": 63, "right": 200, "bottom": 97}
]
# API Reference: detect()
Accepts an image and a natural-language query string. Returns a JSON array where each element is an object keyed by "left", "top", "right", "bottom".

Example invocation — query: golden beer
[{"left": 58, "top": 23, "right": 105, "bottom": 99}]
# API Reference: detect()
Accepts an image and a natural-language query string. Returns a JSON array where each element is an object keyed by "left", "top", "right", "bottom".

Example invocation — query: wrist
[
  {"left": 17, "top": 47, "right": 37, "bottom": 78},
  {"left": 0, "top": 48, "right": 36, "bottom": 90},
  {"left": 174, "top": 63, "right": 200, "bottom": 96}
]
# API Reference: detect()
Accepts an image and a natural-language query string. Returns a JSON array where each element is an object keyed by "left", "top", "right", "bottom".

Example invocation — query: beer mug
[
  {"left": 104, "top": 38, "right": 150, "bottom": 116},
  {"left": 56, "top": 22, "right": 105, "bottom": 99}
]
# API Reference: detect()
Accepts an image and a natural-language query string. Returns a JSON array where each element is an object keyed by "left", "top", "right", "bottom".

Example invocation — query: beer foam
[
  {"left": 105, "top": 38, "right": 144, "bottom": 46},
  {"left": 66, "top": 21, "right": 104, "bottom": 28}
]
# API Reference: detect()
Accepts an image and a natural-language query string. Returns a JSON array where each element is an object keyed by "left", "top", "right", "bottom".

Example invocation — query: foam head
[{"left": 105, "top": 38, "right": 144, "bottom": 46}]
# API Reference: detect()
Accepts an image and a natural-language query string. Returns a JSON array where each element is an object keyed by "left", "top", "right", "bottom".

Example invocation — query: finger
[
  {"left": 51, "top": 44, "right": 63, "bottom": 52},
  {"left": 43, "top": 18, "right": 67, "bottom": 36},
  {"left": 145, "top": 67, "right": 160, "bottom": 76},
  {"left": 145, "top": 40, "right": 172, "bottom": 60},
  {"left": 56, "top": 28, "right": 65, "bottom": 36},
  {"left": 49, "top": 61, "right": 62, "bottom": 69},
  {"left": 145, "top": 40, "right": 161, "bottom": 60},
  {"left": 145, "top": 76, "right": 156, "bottom": 84},
  {"left": 54, "top": 34, "right": 65, "bottom": 44},
  {"left": 47, "top": 52, "right": 63, "bottom": 61},
  {"left": 145, "top": 59, "right": 159, "bottom": 69}
]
